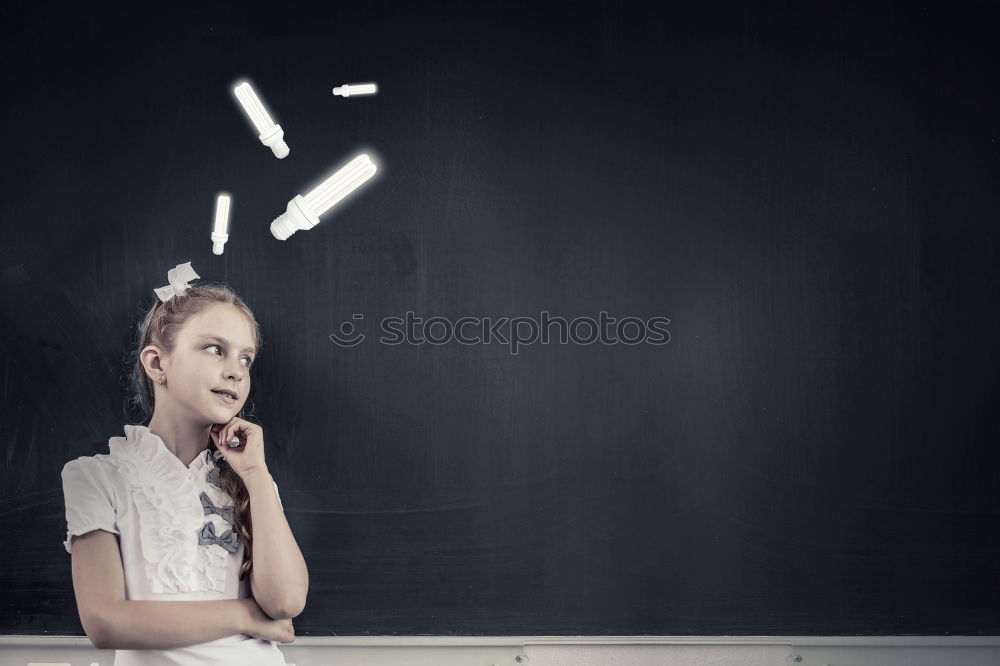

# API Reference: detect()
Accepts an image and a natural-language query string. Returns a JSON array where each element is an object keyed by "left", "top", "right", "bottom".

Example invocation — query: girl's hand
[
  {"left": 242, "top": 597, "right": 296, "bottom": 643},
  {"left": 210, "top": 417, "right": 268, "bottom": 481}
]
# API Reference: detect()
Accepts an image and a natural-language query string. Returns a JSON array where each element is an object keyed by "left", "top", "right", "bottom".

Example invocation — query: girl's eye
[{"left": 206, "top": 344, "right": 253, "bottom": 368}]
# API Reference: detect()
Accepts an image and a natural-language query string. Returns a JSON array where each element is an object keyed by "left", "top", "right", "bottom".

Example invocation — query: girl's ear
[{"left": 139, "top": 344, "right": 166, "bottom": 379}]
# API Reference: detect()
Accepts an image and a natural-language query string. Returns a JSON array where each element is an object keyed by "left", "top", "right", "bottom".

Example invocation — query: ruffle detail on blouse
[{"left": 106, "top": 425, "right": 235, "bottom": 594}]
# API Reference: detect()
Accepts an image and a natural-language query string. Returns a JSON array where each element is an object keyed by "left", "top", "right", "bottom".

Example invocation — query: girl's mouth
[{"left": 211, "top": 390, "right": 237, "bottom": 404}]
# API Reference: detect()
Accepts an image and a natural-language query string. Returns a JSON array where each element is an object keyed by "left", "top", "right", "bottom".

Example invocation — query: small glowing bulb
[
  {"left": 211, "top": 193, "right": 231, "bottom": 255},
  {"left": 270, "top": 154, "right": 378, "bottom": 240},
  {"left": 332, "top": 82, "right": 378, "bottom": 97},
  {"left": 233, "top": 80, "right": 289, "bottom": 159}
]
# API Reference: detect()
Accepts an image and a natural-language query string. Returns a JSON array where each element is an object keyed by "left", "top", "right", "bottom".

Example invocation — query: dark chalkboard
[{"left": 2, "top": 1, "right": 999, "bottom": 637}]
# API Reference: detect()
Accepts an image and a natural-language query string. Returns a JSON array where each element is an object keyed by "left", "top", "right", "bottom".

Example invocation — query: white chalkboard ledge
[{"left": 3, "top": 635, "right": 1000, "bottom": 666}]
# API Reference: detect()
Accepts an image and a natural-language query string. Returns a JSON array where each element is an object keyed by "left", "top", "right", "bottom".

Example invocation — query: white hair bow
[{"left": 153, "top": 262, "right": 200, "bottom": 303}]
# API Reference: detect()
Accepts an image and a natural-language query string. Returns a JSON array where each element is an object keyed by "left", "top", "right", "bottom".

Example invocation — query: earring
[{"left": 157, "top": 376, "right": 166, "bottom": 386}]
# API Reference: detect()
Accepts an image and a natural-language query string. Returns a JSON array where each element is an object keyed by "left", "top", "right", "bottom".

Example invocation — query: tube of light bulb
[
  {"left": 233, "top": 81, "right": 289, "bottom": 159},
  {"left": 211, "top": 194, "right": 231, "bottom": 255},
  {"left": 332, "top": 83, "right": 378, "bottom": 97},
  {"left": 270, "top": 154, "right": 377, "bottom": 240}
]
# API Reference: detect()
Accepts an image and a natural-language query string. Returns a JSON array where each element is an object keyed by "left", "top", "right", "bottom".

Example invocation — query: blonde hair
[{"left": 125, "top": 283, "right": 263, "bottom": 581}]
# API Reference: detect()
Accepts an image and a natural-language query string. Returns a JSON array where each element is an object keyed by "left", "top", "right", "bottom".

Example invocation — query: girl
[{"left": 61, "top": 275, "right": 308, "bottom": 665}]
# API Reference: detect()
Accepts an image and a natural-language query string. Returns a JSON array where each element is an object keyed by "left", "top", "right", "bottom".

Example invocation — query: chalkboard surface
[{"left": 2, "top": 2, "right": 999, "bottom": 637}]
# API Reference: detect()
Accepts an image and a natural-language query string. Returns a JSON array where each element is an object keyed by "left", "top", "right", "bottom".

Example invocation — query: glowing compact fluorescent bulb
[
  {"left": 211, "top": 193, "right": 231, "bottom": 255},
  {"left": 233, "top": 81, "right": 289, "bottom": 158},
  {"left": 270, "top": 154, "right": 377, "bottom": 240},
  {"left": 332, "top": 82, "right": 378, "bottom": 97}
]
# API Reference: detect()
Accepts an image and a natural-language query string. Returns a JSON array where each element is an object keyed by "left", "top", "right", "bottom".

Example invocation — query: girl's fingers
[{"left": 213, "top": 418, "right": 259, "bottom": 449}]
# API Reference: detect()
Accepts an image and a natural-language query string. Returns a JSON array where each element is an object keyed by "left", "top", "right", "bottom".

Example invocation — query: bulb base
[
  {"left": 259, "top": 125, "right": 289, "bottom": 159},
  {"left": 270, "top": 140, "right": 290, "bottom": 159},
  {"left": 271, "top": 195, "right": 320, "bottom": 240},
  {"left": 211, "top": 232, "right": 228, "bottom": 255}
]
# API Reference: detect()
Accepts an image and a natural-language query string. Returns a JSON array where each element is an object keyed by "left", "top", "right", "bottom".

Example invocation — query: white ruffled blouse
[{"left": 61, "top": 424, "right": 288, "bottom": 666}]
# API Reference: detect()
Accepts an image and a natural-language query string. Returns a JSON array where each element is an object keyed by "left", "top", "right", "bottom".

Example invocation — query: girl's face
[{"left": 152, "top": 303, "right": 257, "bottom": 425}]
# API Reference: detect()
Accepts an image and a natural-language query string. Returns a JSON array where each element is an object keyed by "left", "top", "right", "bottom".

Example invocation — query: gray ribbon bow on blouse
[
  {"left": 199, "top": 491, "right": 235, "bottom": 524},
  {"left": 205, "top": 465, "right": 221, "bottom": 489},
  {"left": 205, "top": 449, "right": 225, "bottom": 488},
  {"left": 198, "top": 521, "right": 240, "bottom": 553}
]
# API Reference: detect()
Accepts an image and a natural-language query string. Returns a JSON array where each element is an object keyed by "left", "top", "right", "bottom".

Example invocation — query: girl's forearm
[
  {"left": 95, "top": 598, "right": 252, "bottom": 650},
  {"left": 245, "top": 469, "right": 309, "bottom": 617}
]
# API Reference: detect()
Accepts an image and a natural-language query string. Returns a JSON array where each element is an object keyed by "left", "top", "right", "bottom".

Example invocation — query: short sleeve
[
  {"left": 272, "top": 480, "right": 284, "bottom": 511},
  {"left": 61, "top": 457, "right": 119, "bottom": 554}
]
